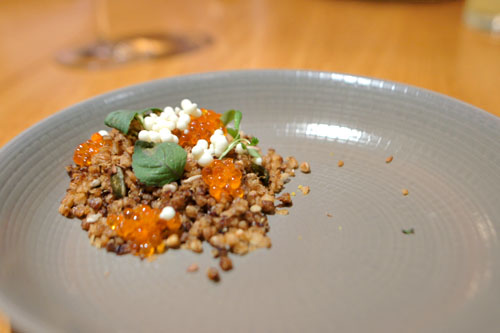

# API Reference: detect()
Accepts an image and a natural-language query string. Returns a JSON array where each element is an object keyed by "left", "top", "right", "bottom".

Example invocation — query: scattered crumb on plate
[
  {"left": 207, "top": 267, "right": 220, "bottom": 282},
  {"left": 402, "top": 228, "right": 415, "bottom": 235},
  {"left": 187, "top": 263, "right": 199, "bottom": 272},
  {"left": 300, "top": 162, "right": 311, "bottom": 173},
  {"left": 276, "top": 209, "right": 289, "bottom": 215},
  {"left": 300, "top": 186, "right": 310, "bottom": 195},
  {"left": 219, "top": 256, "right": 233, "bottom": 271}
]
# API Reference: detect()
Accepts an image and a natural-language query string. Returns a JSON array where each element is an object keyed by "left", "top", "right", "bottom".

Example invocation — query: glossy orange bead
[
  {"left": 73, "top": 132, "right": 111, "bottom": 166},
  {"left": 201, "top": 159, "right": 243, "bottom": 201},
  {"left": 175, "top": 109, "right": 226, "bottom": 148},
  {"left": 107, "top": 204, "right": 181, "bottom": 257},
  {"left": 165, "top": 213, "right": 182, "bottom": 231}
]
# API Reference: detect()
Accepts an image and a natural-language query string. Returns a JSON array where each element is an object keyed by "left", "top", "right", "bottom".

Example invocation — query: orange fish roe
[
  {"left": 107, "top": 204, "right": 182, "bottom": 257},
  {"left": 202, "top": 159, "right": 244, "bottom": 202},
  {"left": 175, "top": 109, "right": 226, "bottom": 148},
  {"left": 73, "top": 132, "right": 111, "bottom": 166}
]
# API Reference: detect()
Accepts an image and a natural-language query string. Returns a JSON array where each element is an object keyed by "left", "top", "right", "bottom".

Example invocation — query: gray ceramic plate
[{"left": 1, "top": 70, "right": 499, "bottom": 333}]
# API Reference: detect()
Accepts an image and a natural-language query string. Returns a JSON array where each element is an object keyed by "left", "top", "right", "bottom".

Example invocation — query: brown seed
[
  {"left": 225, "top": 233, "right": 239, "bottom": 247},
  {"left": 207, "top": 267, "right": 220, "bottom": 282},
  {"left": 286, "top": 156, "right": 299, "bottom": 169},
  {"left": 165, "top": 234, "right": 180, "bottom": 248},
  {"left": 261, "top": 200, "right": 275, "bottom": 214},
  {"left": 386, "top": 155, "right": 394, "bottom": 164},
  {"left": 209, "top": 234, "right": 225, "bottom": 248},
  {"left": 402, "top": 189, "right": 409, "bottom": 196},
  {"left": 326, "top": 213, "right": 333, "bottom": 218},
  {"left": 188, "top": 238, "right": 203, "bottom": 253},
  {"left": 301, "top": 186, "right": 310, "bottom": 195},
  {"left": 220, "top": 256, "right": 233, "bottom": 271},
  {"left": 187, "top": 263, "right": 199, "bottom": 272},
  {"left": 299, "top": 162, "right": 311, "bottom": 173},
  {"left": 211, "top": 249, "right": 220, "bottom": 258},
  {"left": 276, "top": 209, "right": 289, "bottom": 215},
  {"left": 338, "top": 160, "right": 344, "bottom": 167},
  {"left": 250, "top": 204, "right": 262, "bottom": 213},
  {"left": 232, "top": 241, "right": 249, "bottom": 255},
  {"left": 277, "top": 192, "right": 293, "bottom": 206}
]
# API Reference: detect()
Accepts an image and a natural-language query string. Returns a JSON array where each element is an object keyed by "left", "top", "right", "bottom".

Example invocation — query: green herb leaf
[
  {"left": 220, "top": 110, "right": 242, "bottom": 130},
  {"left": 249, "top": 137, "right": 259, "bottom": 146},
  {"left": 246, "top": 146, "right": 261, "bottom": 158},
  {"left": 218, "top": 110, "right": 262, "bottom": 160},
  {"left": 132, "top": 141, "right": 187, "bottom": 186},
  {"left": 110, "top": 166, "right": 127, "bottom": 198},
  {"left": 104, "top": 108, "right": 161, "bottom": 134},
  {"left": 227, "top": 128, "right": 239, "bottom": 138},
  {"left": 402, "top": 228, "right": 415, "bottom": 235},
  {"left": 218, "top": 139, "right": 240, "bottom": 160}
]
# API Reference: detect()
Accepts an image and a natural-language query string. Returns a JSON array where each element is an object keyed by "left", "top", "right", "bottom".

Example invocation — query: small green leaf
[
  {"left": 104, "top": 108, "right": 161, "bottom": 134},
  {"left": 132, "top": 141, "right": 187, "bottom": 186},
  {"left": 110, "top": 166, "right": 126, "bottom": 198},
  {"left": 249, "top": 137, "right": 259, "bottom": 146},
  {"left": 227, "top": 128, "right": 239, "bottom": 138},
  {"left": 402, "top": 228, "right": 415, "bottom": 235},
  {"left": 246, "top": 146, "right": 261, "bottom": 158},
  {"left": 233, "top": 110, "right": 242, "bottom": 130},
  {"left": 220, "top": 110, "right": 242, "bottom": 130},
  {"left": 218, "top": 139, "right": 240, "bottom": 160}
]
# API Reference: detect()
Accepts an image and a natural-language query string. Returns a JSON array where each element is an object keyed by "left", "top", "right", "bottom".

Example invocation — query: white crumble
[
  {"left": 235, "top": 143, "right": 245, "bottom": 154},
  {"left": 139, "top": 99, "right": 203, "bottom": 144},
  {"left": 98, "top": 130, "right": 109, "bottom": 137},
  {"left": 160, "top": 206, "right": 176, "bottom": 220}
]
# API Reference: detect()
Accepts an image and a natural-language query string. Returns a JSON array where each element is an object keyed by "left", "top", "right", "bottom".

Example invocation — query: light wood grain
[
  {"left": 0, "top": 310, "right": 10, "bottom": 333},
  {"left": 0, "top": 0, "right": 499, "bottom": 149},
  {"left": 0, "top": 0, "right": 499, "bottom": 329}
]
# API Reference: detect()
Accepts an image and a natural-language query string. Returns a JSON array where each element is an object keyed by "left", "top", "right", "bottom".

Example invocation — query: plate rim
[{"left": 1, "top": 69, "right": 498, "bottom": 159}]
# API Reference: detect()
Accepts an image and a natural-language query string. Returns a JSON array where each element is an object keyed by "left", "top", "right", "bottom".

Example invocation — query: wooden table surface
[{"left": 0, "top": 0, "right": 499, "bottom": 330}]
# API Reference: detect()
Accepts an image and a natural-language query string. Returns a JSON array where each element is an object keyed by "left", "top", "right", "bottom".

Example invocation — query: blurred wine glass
[
  {"left": 463, "top": 0, "right": 500, "bottom": 33},
  {"left": 56, "top": 0, "right": 211, "bottom": 69}
]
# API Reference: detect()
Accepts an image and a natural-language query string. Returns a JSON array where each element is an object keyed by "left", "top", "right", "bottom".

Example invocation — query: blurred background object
[
  {"left": 463, "top": 0, "right": 500, "bottom": 32},
  {"left": 0, "top": 0, "right": 497, "bottom": 147},
  {"left": 55, "top": 0, "right": 211, "bottom": 68}
]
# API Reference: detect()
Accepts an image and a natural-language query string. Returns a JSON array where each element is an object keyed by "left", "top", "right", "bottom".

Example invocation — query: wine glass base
[
  {"left": 464, "top": 11, "right": 500, "bottom": 33},
  {"left": 56, "top": 33, "right": 211, "bottom": 69}
]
